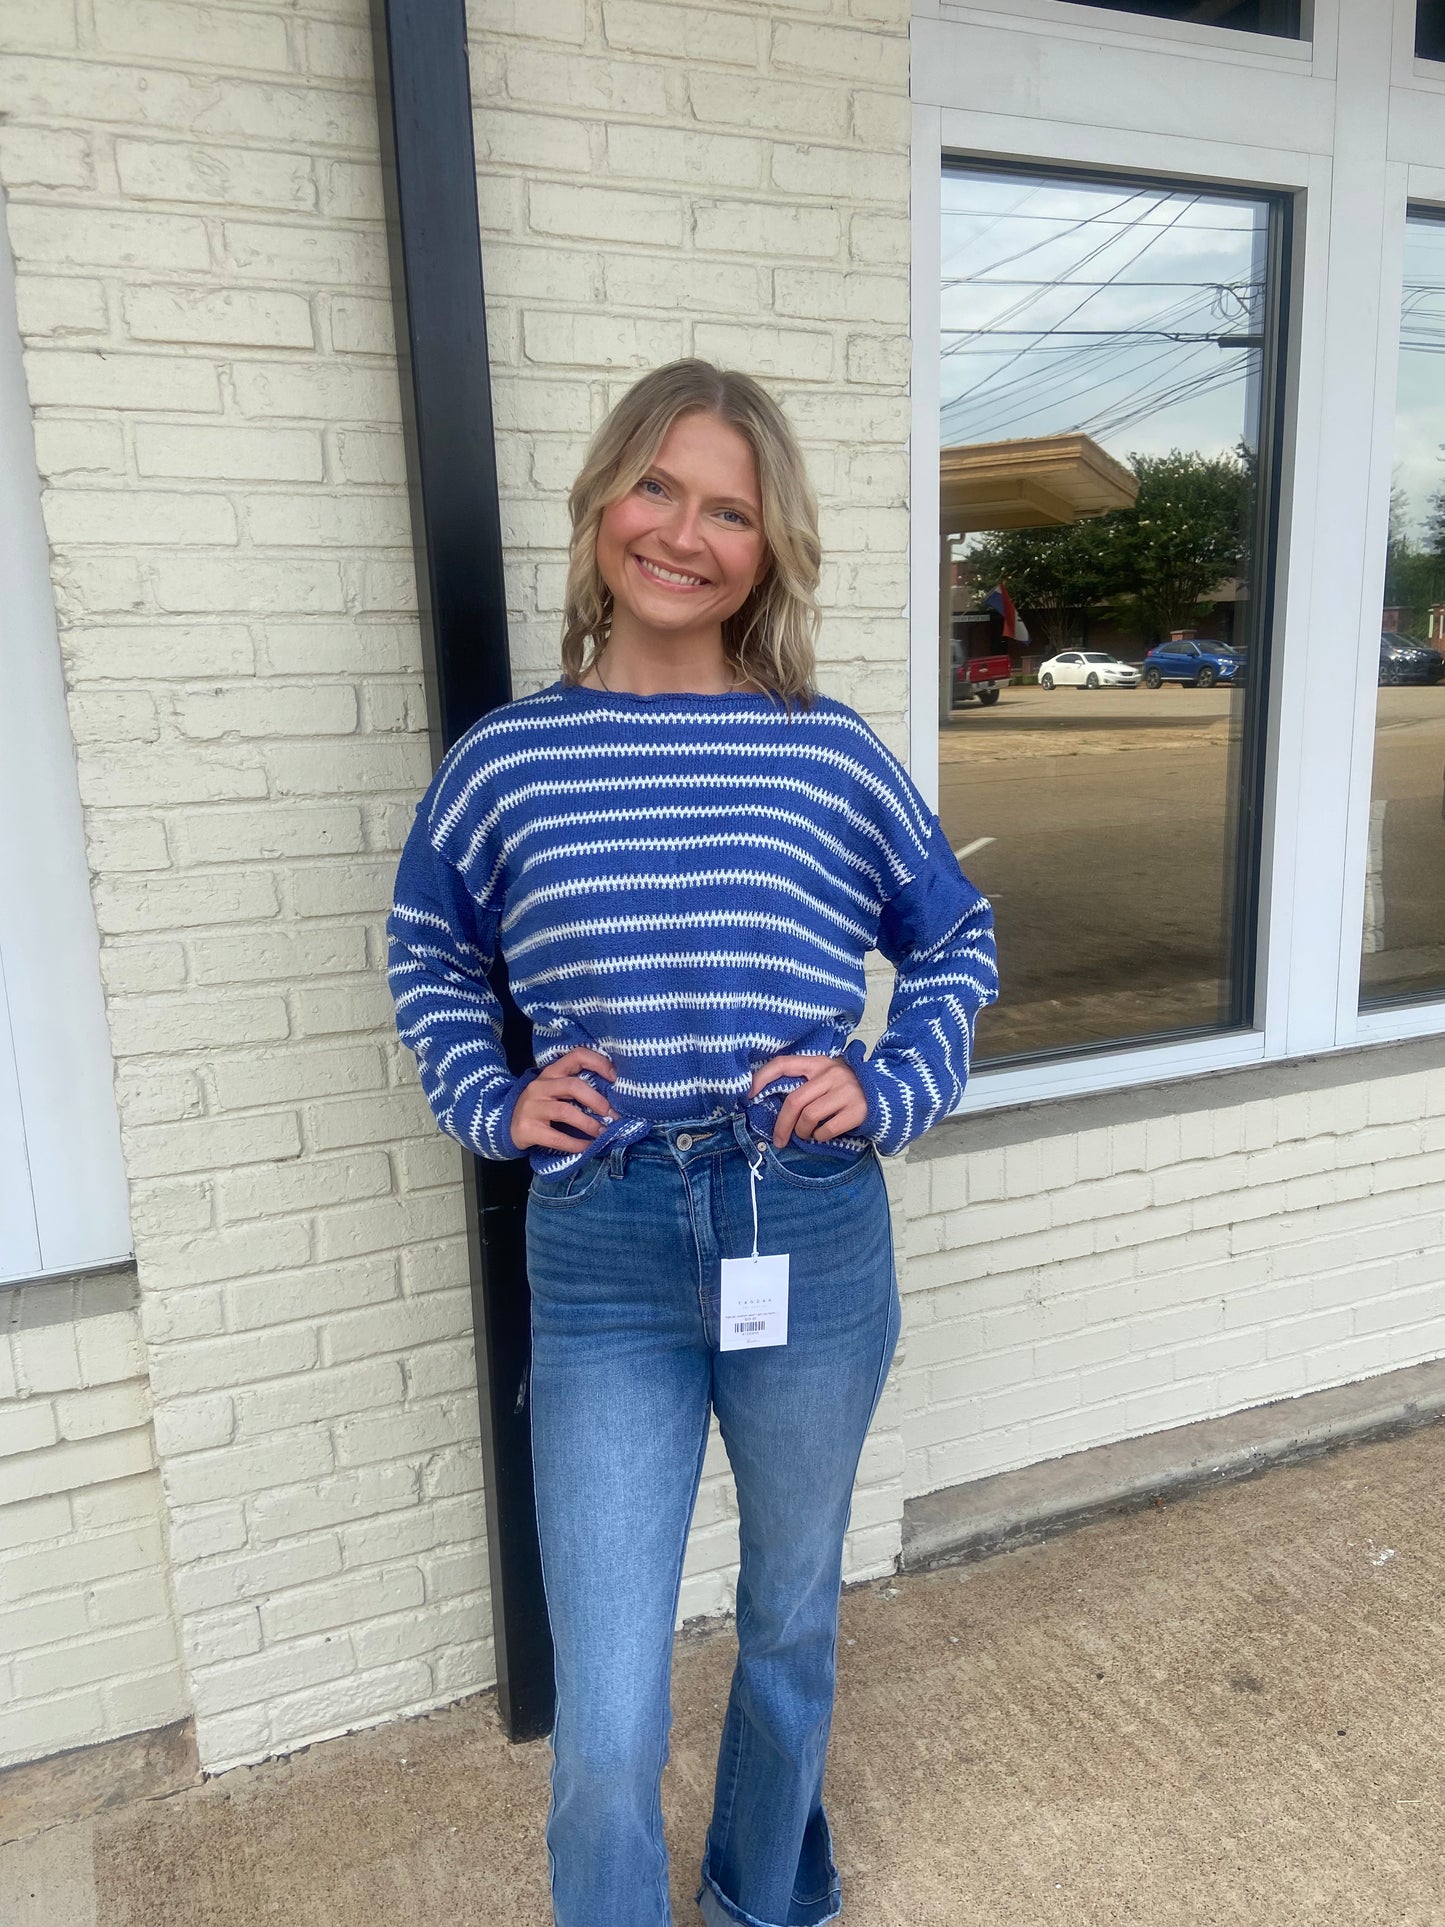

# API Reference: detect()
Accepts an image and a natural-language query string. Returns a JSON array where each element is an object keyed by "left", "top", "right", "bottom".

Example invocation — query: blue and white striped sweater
[{"left": 387, "top": 678, "right": 999, "bottom": 1179}]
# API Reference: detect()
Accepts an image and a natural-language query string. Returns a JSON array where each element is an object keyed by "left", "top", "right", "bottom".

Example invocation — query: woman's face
[{"left": 595, "top": 410, "right": 770, "bottom": 646}]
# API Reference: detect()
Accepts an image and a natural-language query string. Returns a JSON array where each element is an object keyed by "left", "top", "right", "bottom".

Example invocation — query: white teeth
[{"left": 636, "top": 556, "right": 707, "bottom": 587}]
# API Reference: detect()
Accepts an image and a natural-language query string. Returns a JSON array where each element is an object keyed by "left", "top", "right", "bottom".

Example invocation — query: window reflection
[
  {"left": 940, "top": 166, "right": 1282, "bottom": 1064},
  {"left": 1420, "top": 1, "right": 1445, "bottom": 63},
  {"left": 1361, "top": 211, "right": 1445, "bottom": 1008},
  {"left": 1063, "top": 0, "right": 1301, "bottom": 37}
]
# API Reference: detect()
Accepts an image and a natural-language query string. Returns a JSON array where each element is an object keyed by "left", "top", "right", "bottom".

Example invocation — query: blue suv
[{"left": 1140, "top": 638, "right": 1242, "bottom": 688}]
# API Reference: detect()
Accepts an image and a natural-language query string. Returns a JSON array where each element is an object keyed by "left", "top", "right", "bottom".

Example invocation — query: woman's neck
[{"left": 581, "top": 638, "right": 762, "bottom": 697}]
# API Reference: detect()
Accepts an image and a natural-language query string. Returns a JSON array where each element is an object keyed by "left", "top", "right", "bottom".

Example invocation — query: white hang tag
[
  {"left": 720, "top": 1251, "right": 790, "bottom": 1350},
  {"left": 720, "top": 1143, "right": 789, "bottom": 1351}
]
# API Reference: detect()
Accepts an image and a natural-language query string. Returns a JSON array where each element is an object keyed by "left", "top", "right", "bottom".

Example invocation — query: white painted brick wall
[
  {"left": 0, "top": 1273, "right": 187, "bottom": 1769},
  {"left": 0, "top": 0, "right": 911, "bottom": 1772},
  {"left": 900, "top": 1073, "right": 1445, "bottom": 1500}
]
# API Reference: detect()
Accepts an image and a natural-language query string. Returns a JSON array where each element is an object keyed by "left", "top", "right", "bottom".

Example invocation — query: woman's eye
[
  {"left": 720, "top": 509, "right": 750, "bottom": 527},
  {"left": 639, "top": 477, "right": 665, "bottom": 497}
]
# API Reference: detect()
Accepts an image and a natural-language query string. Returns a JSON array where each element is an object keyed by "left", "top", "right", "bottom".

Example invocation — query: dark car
[
  {"left": 1380, "top": 632, "right": 1445, "bottom": 686},
  {"left": 1140, "top": 638, "right": 1242, "bottom": 688}
]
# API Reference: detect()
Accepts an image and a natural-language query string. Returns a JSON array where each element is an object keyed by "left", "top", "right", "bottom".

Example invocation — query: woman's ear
[{"left": 752, "top": 552, "right": 773, "bottom": 590}]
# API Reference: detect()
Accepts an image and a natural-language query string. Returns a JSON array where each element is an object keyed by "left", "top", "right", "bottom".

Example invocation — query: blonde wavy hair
[{"left": 561, "top": 359, "right": 822, "bottom": 713}]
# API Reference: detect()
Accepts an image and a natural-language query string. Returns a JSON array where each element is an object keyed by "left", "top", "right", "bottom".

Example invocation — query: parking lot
[{"left": 939, "top": 683, "right": 1445, "bottom": 1059}]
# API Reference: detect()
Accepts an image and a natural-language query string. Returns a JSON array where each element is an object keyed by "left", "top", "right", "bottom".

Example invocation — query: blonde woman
[{"left": 388, "top": 360, "right": 998, "bottom": 1927}]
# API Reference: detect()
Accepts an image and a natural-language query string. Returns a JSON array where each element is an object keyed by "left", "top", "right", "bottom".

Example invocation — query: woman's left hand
[{"left": 748, "top": 1054, "right": 869, "bottom": 1147}]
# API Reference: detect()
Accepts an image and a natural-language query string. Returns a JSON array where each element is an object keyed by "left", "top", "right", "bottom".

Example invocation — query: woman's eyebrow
[{"left": 647, "top": 463, "right": 759, "bottom": 512}]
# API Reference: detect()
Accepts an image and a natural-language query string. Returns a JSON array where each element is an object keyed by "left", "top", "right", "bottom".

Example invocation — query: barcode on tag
[{"left": 733, "top": 1319, "right": 767, "bottom": 1335}]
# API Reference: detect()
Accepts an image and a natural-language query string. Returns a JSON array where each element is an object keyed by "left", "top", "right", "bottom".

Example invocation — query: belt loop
[{"left": 609, "top": 1140, "right": 628, "bottom": 1178}]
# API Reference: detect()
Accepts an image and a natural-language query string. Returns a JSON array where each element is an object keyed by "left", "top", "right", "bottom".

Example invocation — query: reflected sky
[
  {"left": 941, "top": 169, "right": 1267, "bottom": 465},
  {"left": 1393, "top": 214, "right": 1445, "bottom": 541}
]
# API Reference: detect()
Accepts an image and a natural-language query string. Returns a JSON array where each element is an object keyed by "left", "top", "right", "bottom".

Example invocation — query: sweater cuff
[
  {"left": 489, "top": 1067, "right": 539, "bottom": 1161},
  {"left": 842, "top": 1038, "right": 886, "bottom": 1143}
]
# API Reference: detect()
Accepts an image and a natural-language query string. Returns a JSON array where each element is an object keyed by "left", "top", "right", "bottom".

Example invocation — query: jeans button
[{"left": 676, "top": 1132, "right": 693, "bottom": 1150}]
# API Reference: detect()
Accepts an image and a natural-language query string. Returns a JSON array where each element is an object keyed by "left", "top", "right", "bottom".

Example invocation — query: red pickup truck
[{"left": 951, "top": 613, "right": 1009, "bottom": 709}]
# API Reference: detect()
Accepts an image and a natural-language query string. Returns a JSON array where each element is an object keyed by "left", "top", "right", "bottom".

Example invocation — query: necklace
[{"left": 594, "top": 652, "right": 740, "bottom": 696}]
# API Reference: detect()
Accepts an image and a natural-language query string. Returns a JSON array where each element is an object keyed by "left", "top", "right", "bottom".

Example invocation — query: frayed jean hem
[{"left": 695, "top": 1863, "right": 842, "bottom": 1927}]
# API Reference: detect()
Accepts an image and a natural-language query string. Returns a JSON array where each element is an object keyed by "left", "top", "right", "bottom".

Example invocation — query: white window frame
[
  {"left": 910, "top": 0, "right": 1443, "bottom": 1116},
  {"left": 0, "top": 187, "right": 131, "bottom": 1284}
]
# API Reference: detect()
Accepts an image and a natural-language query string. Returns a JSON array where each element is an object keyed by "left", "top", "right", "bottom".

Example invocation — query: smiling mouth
[{"left": 632, "top": 554, "right": 710, "bottom": 590}]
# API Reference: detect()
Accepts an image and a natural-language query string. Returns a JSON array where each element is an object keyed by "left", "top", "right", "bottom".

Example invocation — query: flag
[{"left": 984, "top": 582, "right": 1018, "bottom": 641}]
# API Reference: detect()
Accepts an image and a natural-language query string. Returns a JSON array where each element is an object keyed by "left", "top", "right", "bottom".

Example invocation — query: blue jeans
[{"left": 525, "top": 1108, "right": 902, "bottom": 1927}]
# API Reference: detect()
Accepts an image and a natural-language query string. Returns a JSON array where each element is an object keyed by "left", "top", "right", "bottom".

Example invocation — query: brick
[
  {"left": 504, "top": 44, "right": 668, "bottom": 116},
  {"left": 191, "top": 923, "right": 368, "bottom": 986},
  {"left": 303, "top": 18, "right": 371, "bottom": 81},
  {"left": 175, "top": 683, "right": 358, "bottom": 741},
  {"left": 211, "top": 1042, "right": 386, "bottom": 1110},
  {"left": 115, "top": 137, "right": 314, "bottom": 211},
  {"left": 476, "top": 107, "right": 591, "bottom": 174},
  {"left": 292, "top": 980, "right": 396, "bottom": 1035},
  {"left": 124, "top": 283, "right": 314, "bottom": 350},
  {"left": 771, "top": 142, "right": 905, "bottom": 206},
  {"left": 334, "top": 1396, "right": 475, "bottom": 1470},
  {"left": 327, "top": 295, "right": 394, "bottom": 355},
  {"left": 521, "top": 309, "right": 684, "bottom": 372},
  {"left": 0, "top": 0, "right": 78, "bottom": 51},
  {"left": 171, "top": 1536, "right": 345, "bottom": 1619},
  {"left": 176, "top": 803, "right": 364, "bottom": 866},
  {"left": 261, "top": 1559, "right": 424, "bottom": 1643},
  {"left": 125, "top": 1110, "right": 302, "bottom": 1182},
  {"left": 91, "top": 0, "right": 291, "bottom": 70},
  {"left": 693, "top": 321, "right": 834, "bottom": 381},
  {"left": 244, "top": 493, "right": 410, "bottom": 549},
  {"left": 690, "top": 69, "right": 845, "bottom": 139},
  {"left": 602, "top": 0, "right": 761, "bottom": 64},
  {"left": 186, "top": 1604, "right": 262, "bottom": 1666},
  {"left": 233, "top": 359, "right": 402, "bottom": 423},
  {"left": 143, "top": 1217, "right": 313, "bottom": 1295},
  {"left": 771, "top": 18, "right": 907, "bottom": 84},
  {"left": 0, "top": 1402, "right": 60, "bottom": 1458},
  {"left": 64, "top": 622, "right": 255, "bottom": 680},
  {"left": 774, "top": 267, "right": 907, "bottom": 326},
  {"left": 2, "top": 1431, "right": 154, "bottom": 1506},
  {"left": 605, "top": 123, "right": 762, "bottom": 190},
  {"left": 109, "top": 993, "right": 290, "bottom": 1057},
  {"left": 0, "top": 124, "right": 90, "bottom": 188},
  {"left": 53, "top": 1382, "right": 149, "bottom": 1441},
  {"left": 148, "top": 1387, "right": 236, "bottom": 1456},
  {"left": 693, "top": 198, "right": 840, "bottom": 260},
  {"left": 225, "top": 1252, "right": 399, "bottom": 1334},
  {"left": 152, "top": 555, "right": 347, "bottom": 615},
  {"left": 6, "top": 203, "right": 210, "bottom": 273},
  {"left": 13, "top": 274, "right": 108, "bottom": 339},
  {"left": 100, "top": 944, "right": 187, "bottom": 997},
  {"left": 469, "top": 0, "right": 585, "bottom": 36},
  {"left": 0, "top": 1692, "right": 106, "bottom": 1769},
  {"left": 65, "top": 690, "right": 161, "bottom": 744},
  {"left": 263, "top": 736, "right": 430, "bottom": 797},
  {"left": 603, "top": 251, "right": 763, "bottom": 315},
  {"left": 851, "top": 88, "right": 909, "bottom": 149},
  {"left": 352, "top": 1593, "right": 480, "bottom": 1671},
  {"left": 23, "top": 348, "right": 222, "bottom": 412},
  {"left": 314, "top": 158, "right": 383, "bottom": 222},
  {"left": 329, "top": 430, "right": 406, "bottom": 487},
  {"left": 324, "top": 1291, "right": 474, "bottom": 1368},
  {"left": 91, "top": 869, "right": 277, "bottom": 936},
  {"left": 43, "top": 488, "right": 237, "bottom": 547},
  {"left": 236, "top": 1359, "right": 403, "bottom": 1439},
  {"left": 165, "top": 1427, "right": 335, "bottom": 1507},
  {"left": 223, "top": 221, "right": 388, "bottom": 287},
  {"left": 31, "top": 419, "right": 126, "bottom": 480},
  {"left": 189, "top": 1633, "right": 355, "bottom": 1720},
  {"left": 528, "top": 179, "right": 682, "bottom": 247},
  {"left": 246, "top": 1461, "right": 418, "bottom": 1546}
]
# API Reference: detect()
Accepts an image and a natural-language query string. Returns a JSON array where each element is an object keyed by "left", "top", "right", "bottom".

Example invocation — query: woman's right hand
[{"left": 510, "top": 1046, "right": 620, "bottom": 1153}]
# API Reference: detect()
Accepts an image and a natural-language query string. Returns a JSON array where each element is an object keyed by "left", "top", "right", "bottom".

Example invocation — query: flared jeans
[{"left": 524, "top": 1108, "right": 902, "bottom": 1927}]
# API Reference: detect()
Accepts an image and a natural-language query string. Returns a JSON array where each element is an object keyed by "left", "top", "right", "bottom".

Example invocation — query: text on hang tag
[{"left": 719, "top": 1251, "right": 789, "bottom": 1350}]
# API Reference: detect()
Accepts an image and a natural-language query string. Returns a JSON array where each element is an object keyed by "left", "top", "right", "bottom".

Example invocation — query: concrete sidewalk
[{"left": 7, "top": 1419, "right": 1445, "bottom": 1927}]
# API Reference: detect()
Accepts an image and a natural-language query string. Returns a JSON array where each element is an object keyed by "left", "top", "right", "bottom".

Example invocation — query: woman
[{"left": 387, "top": 359, "right": 998, "bottom": 1927}]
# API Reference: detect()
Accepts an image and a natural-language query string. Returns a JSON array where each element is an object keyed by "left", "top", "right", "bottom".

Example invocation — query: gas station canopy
[{"left": 941, "top": 432, "right": 1139, "bottom": 534}]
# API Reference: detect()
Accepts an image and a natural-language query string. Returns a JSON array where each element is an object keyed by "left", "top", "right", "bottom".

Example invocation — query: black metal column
[{"left": 370, "top": 0, "right": 554, "bottom": 1742}]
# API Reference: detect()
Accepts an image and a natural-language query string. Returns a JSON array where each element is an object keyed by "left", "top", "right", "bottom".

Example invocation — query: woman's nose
[{"left": 662, "top": 501, "right": 705, "bottom": 552}]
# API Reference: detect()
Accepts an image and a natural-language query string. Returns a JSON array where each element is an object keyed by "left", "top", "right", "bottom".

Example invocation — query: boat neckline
[{"left": 547, "top": 676, "right": 790, "bottom": 705}]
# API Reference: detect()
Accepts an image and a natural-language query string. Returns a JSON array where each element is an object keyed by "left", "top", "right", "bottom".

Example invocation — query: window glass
[
  {"left": 1419, "top": 1, "right": 1445, "bottom": 62},
  {"left": 1361, "top": 210, "right": 1445, "bottom": 1008},
  {"left": 1062, "top": 0, "right": 1301, "bottom": 37},
  {"left": 940, "top": 164, "right": 1284, "bottom": 1064}
]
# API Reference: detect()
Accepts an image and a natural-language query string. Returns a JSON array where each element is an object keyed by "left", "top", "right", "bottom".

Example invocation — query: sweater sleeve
[
  {"left": 841, "top": 806, "right": 999, "bottom": 1158},
  {"left": 386, "top": 773, "right": 538, "bottom": 1162}
]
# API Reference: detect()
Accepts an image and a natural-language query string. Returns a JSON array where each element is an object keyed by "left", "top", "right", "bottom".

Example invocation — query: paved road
[{"left": 936, "top": 683, "right": 1445, "bottom": 1059}]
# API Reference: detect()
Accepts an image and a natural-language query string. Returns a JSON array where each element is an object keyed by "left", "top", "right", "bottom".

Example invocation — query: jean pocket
[
  {"left": 759, "top": 1136, "right": 876, "bottom": 1190},
  {"left": 528, "top": 1154, "right": 611, "bottom": 1206}
]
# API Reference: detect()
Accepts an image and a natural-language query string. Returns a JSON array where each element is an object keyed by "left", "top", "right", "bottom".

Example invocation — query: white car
[{"left": 1038, "top": 650, "right": 1140, "bottom": 690}]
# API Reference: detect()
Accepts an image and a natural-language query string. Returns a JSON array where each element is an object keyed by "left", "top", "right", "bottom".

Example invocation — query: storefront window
[
  {"left": 939, "top": 164, "right": 1285, "bottom": 1065},
  {"left": 1063, "top": 0, "right": 1301, "bottom": 38},
  {"left": 1361, "top": 210, "right": 1445, "bottom": 1009},
  {"left": 1419, "top": 2, "right": 1445, "bottom": 62}
]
